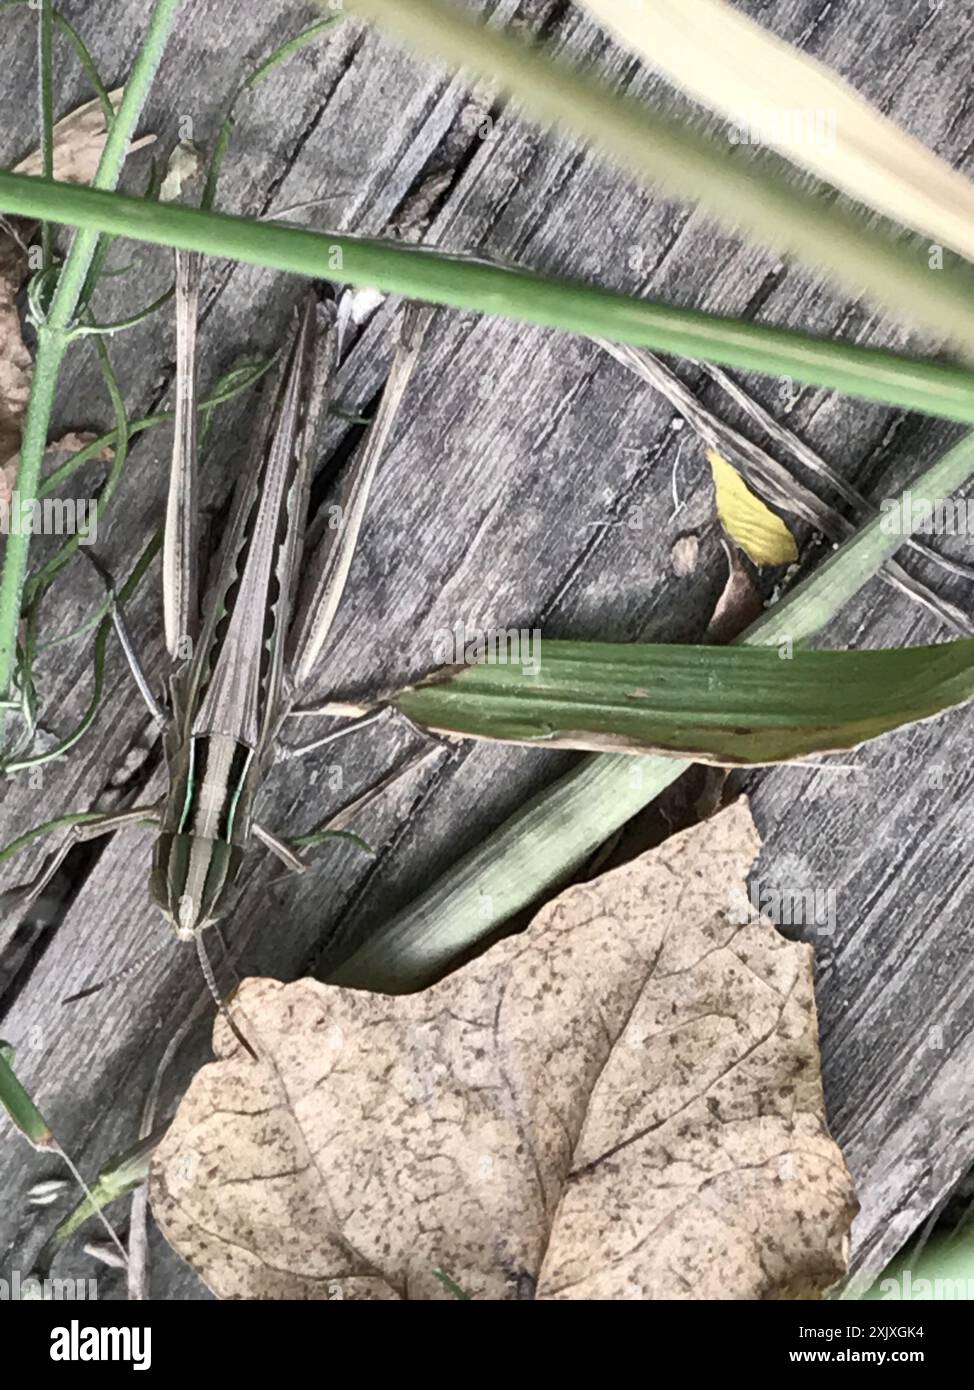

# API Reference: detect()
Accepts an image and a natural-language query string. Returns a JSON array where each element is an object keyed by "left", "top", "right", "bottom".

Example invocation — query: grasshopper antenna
[
  {"left": 194, "top": 931, "right": 258, "bottom": 1062},
  {"left": 61, "top": 940, "right": 172, "bottom": 1005}
]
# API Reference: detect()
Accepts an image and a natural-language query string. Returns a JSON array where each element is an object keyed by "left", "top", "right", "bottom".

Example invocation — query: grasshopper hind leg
[{"left": 0, "top": 803, "right": 162, "bottom": 922}]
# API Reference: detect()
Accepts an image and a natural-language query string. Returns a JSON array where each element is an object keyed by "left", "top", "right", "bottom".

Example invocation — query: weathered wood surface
[{"left": 2, "top": 0, "right": 974, "bottom": 1298}]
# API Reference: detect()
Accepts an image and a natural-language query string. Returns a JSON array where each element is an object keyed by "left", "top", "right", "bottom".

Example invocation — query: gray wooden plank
[{"left": 1, "top": 0, "right": 973, "bottom": 1297}]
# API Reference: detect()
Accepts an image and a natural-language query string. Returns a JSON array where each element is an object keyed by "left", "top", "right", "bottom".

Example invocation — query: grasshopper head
[{"left": 151, "top": 833, "right": 245, "bottom": 940}]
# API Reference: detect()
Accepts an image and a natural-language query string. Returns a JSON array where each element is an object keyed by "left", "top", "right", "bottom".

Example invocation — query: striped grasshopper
[{"left": 2, "top": 266, "right": 433, "bottom": 1009}]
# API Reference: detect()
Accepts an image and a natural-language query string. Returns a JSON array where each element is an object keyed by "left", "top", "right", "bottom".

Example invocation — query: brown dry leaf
[
  {"left": 11, "top": 90, "right": 156, "bottom": 182},
  {"left": 151, "top": 799, "right": 856, "bottom": 1301},
  {"left": 0, "top": 224, "right": 32, "bottom": 482},
  {"left": 706, "top": 535, "right": 764, "bottom": 645},
  {"left": 47, "top": 431, "right": 113, "bottom": 463},
  {"left": 2, "top": 92, "right": 154, "bottom": 482}
]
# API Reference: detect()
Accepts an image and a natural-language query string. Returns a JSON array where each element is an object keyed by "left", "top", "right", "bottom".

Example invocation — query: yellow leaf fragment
[{"left": 709, "top": 449, "right": 798, "bottom": 566}]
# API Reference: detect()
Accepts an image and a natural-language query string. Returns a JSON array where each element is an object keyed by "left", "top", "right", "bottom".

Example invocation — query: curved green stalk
[
  {"left": 202, "top": 14, "right": 346, "bottom": 211},
  {"left": 24, "top": 335, "right": 129, "bottom": 606},
  {"left": 69, "top": 282, "right": 174, "bottom": 337},
  {"left": 2, "top": 619, "right": 112, "bottom": 776},
  {"left": 37, "top": 357, "right": 272, "bottom": 499},
  {"left": 2, "top": 0, "right": 113, "bottom": 121},
  {"left": 0, "top": 0, "right": 182, "bottom": 753},
  {"left": 51, "top": 10, "right": 114, "bottom": 124}
]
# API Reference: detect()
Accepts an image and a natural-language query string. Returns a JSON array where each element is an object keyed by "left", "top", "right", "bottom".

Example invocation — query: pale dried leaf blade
[
  {"left": 579, "top": 0, "right": 974, "bottom": 264},
  {"left": 11, "top": 90, "right": 156, "bottom": 183},
  {"left": 159, "top": 141, "right": 203, "bottom": 204},
  {"left": 150, "top": 800, "right": 856, "bottom": 1301}
]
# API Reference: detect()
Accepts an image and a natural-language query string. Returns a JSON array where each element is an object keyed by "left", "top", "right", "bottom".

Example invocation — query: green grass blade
[
  {"left": 287, "top": 828, "right": 374, "bottom": 856},
  {"left": 0, "top": 1043, "right": 54, "bottom": 1149},
  {"left": 852, "top": 1230, "right": 974, "bottom": 1301},
  {"left": 0, "top": 1042, "right": 130, "bottom": 1267},
  {"left": 4, "top": 174, "right": 974, "bottom": 423},
  {"left": 395, "top": 636, "right": 974, "bottom": 764},
  {"left": 328, "top": 432, "right": 974, "bottom": 991},
  {"left": 202, "top": 14, "right": 346, "bottom": 210},
  {"left": 345, "top": 0, "right": 974, "bottom": 358},
  {"left": 432, "top": 1269, "right": 473, "bottom": 1300},
  {"left": 751, "top": 434, "right": 974, "bottom": 647},
  {"left": 37, "top": 1126, "right": 163, "bottom": 1269},
  {"left": 0, "top": 809, "right": 115, "bottom": 863}
]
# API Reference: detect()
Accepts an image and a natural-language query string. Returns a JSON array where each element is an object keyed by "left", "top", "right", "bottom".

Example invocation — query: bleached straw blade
[{"left": 579, "top": 0, "right": 974, "bottom": 265}]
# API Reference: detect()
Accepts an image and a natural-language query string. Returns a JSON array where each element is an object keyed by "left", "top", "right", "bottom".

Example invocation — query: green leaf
[
  {"left": 326, "top": 430, "right": 974, "bottom": 992},
  {"left": 0, "top": 1044, "right": 54, "bottom": 1150},
  {"left": 395, "top": 636, "right": 974, "bottom": 766}
]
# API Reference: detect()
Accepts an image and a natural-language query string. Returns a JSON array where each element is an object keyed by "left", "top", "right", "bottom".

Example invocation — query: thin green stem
[
  {"left": 37, "top": 356, "right": 271, "bottom": 498},
  {"left": 202, "top": 14, "right": 346, "bottom": 211},
  {"left": 4, "top": 1, "right": 114, "bottom": 128},
  {"left": 35, "top": 527, "right": 160, "bottom": 652},
  {"left": 3, "top": 619, "right": 111, "bottom": 775},
  {"left": 3, "top": 174, "right": 974, "bottom": 425},
  {"left": 0, "top": 0, "right": 182, "bottom": 750},
  {"left": 11, "top": 531, "right": 161, "bottom": 774},
  {"left": 68, "top": 282, "right": 174, "bottom": 337},
  {"left": 52, "top": 10, "right": 114, "bottom": 124},
  {"left": 10, "top": 525, "right": 159, "bottom": 783},
  {"left": 37, "top": 0, "right": 54, "bottom": 267}
]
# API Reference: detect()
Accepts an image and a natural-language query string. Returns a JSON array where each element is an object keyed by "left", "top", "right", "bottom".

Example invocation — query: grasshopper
[{"left": 1, "top": 266, "right": 434, "bottom": 1008}]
